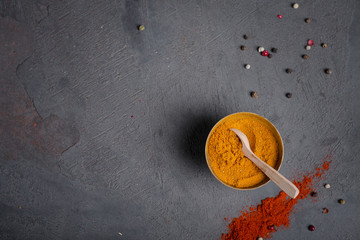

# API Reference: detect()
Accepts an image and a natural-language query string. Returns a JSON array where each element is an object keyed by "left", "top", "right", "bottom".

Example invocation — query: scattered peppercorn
[
  {"left": 277, "top": 14, "right": 283, "bottom": 19},
  {"left": 271, "top": 48, "right": 278, "bottom": 53},
  {"left": 257, "top": 238, "right": 264, "bottom": 240},
  {"left": 307, "top": 39, "right": 314, "bottom": 46},
  {"left": 302, "top": 54, "right": 309, "bottom": 59},
  {"left": 245, "top": 64, "right": 251, "bottom": 70},
  {"left": 305, "top": 45, "right": 311, "bottom": 50},
  {"left": 138, "top": 25, "right": 145, "bottom": 31},
  {"left": 240, "top": 45, "right": 247, "bottom": 51},
  {"left": 286, "top": 93, "right": 292, "bottom": 98},
  {"left": 324, "top": 183, "right": 331, "bottom": 189},
  {"left": 310, "top": 191, "right": 318, "bottom": 197},
  {"left": 308, "top": 225, "right": 315, "bottom": 231},
  {"left": 286, "top": 68, "right": 293, "bottom": 74},
  {"left": 292, "top": 3, "right": 299, "bottom": 9},
  {"left": 258, "top": 46, "right": 265, "bottom": 52},
  {"left": 322, "top": 208, "right": 329, "bottom": 214},
  {"left": 268, "top": 54, "right": 273, "bottom": 59},
  {"left": 261, "top": 50, "right": 269, "bottom": 56},
  {"left": 250, "top": 91, "right": 258, "bottom": 98},
  {"left": 244, "top": 34, "right": 249, "bottom": 40},
  {"left": 305, "top": 18, "right": 311, "bottom": 23},
  {"left": 267, "top": 225, "right": 275, "bottom": 230},
  {"left": 325, "top": 69, "right": 332, "bottom": 74},
  {"left": 321, "top": 43, "right": 328, "bottom": 48},
  {"left": 338, "top": 199, "right": 346, "bottom": 205}
]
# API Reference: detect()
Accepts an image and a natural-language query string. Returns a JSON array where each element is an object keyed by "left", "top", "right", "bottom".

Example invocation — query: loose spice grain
[
  {"left": 310, "top": 191, "right": 318, "bottom": 197},
  {"left": 262, "top": 50, "right": 269, "bottom": 56},
  {"left": 138, "top": 25, "right": 145, "bottom": 31},
  {"left": 325, "top": 69, "right": 332, "bottom": 74},
  {"left": 308, "top": 225, "right": 315, "bottom": 231},
  {"left": 322, "top": 208, "right": 329, "bottom": 214},
  {"left": 250, "top": 91, "right": 258, "bottom": 98}
]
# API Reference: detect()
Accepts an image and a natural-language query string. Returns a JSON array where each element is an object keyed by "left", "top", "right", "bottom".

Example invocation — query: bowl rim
[{"left": 204, "top": 112, "right": 284, "bottom": 190}]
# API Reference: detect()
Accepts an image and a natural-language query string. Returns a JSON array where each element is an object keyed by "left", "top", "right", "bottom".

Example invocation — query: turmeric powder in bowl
[{"left": 205, "top": 112, "right": 283, "bottom": 189}]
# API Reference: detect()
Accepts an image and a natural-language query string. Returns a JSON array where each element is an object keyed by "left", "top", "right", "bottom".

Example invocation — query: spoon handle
[{"left": 243, "top": 148, "right": 300, "bottom": 198}]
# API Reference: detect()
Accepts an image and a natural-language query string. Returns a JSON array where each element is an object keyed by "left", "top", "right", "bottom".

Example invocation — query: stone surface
[{"left": 0, "top": 0, "right": 359, "bottom": 239}]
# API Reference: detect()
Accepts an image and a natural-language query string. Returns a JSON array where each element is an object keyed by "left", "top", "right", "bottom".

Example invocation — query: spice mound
[
  {"left": 207, "top": 113, "right": 281, "bottom": 189},
  {"left": 220, "top": 155, "right": 331, "bottom": 240}
]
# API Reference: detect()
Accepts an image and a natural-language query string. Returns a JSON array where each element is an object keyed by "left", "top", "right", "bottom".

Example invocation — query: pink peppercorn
[
  {"left": 262, "top": 50, "right": 269, "bottom": 56},
  {"left": 277, "top": 14, "right": 283, "bottom": 19},
  {"left": 307, "top": 39, "right": 314, "bottom": 46},
  {"left": 308, "top": 225, "right": 315, "bottom": 231},
  {"left": 268, "top": 225, "right": 275, "bottom": 230}
]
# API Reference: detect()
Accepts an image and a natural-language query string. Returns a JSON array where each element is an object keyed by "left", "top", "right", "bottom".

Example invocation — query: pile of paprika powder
[{"left": 221, "top": 155, "right": 331, "bottom": 240}]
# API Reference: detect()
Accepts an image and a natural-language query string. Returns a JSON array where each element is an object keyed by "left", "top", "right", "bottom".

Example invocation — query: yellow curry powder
[{"left": 207, "top": 114, "right": 280, "bottom": 188}]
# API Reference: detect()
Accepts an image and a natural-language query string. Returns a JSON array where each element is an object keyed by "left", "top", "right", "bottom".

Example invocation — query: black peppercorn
[
  {"left": 268, "top": 54, "right": 273, "bottom": 59},
  {"left": 286, "top": 93, "right": 292, "bottom": 98},
  {"left": 286, "top": 68, "right": 293, "bottom": 74},
  {"left": 240, "top": 45, "right": 247, "bottom": 51},
  {"left": 271, "top": 48, "right": 278, "bottom": 53},
  {"left": 305, "top": 18, "right": 311, "bottom": 23},
  {"left": 244, "top": 34, "right": 249, "bottom": 40},
  {"left": 310, "top": 191, "right": 318, "bottom": 197},
  {"left": 302, "top": 54, "right": 309, "bottom": 59}
]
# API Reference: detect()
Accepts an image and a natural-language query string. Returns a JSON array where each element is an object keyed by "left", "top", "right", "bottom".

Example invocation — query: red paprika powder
[{"left": 221, "top": 155, "right": 331, "bottom": 240}]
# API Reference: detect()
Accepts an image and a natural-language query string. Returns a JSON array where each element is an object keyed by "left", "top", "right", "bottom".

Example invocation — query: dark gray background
[{"left": 1, "top": 0, "right": 359, "bottom": 239}]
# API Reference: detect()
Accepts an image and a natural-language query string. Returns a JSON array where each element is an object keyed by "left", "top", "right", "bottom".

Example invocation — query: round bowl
[{"left": 205, "top": 112, "right": 284, "bottom": 190}]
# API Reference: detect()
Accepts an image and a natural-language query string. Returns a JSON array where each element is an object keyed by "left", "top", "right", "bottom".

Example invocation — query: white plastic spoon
[{"left": 230, "top": 128, "right": 299, "bottom": 198}]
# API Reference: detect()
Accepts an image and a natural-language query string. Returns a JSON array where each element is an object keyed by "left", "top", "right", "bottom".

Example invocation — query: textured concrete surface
[{"left": 0, "top": 0, "right": 359, "bottom": 239}]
